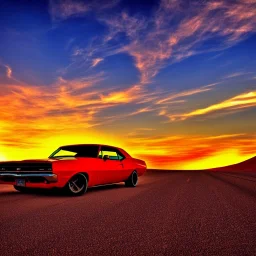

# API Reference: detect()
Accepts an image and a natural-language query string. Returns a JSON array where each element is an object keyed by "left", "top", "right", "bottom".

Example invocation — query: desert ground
[{"left": 0, "top": 170, "right": 255, "bottom": 256}]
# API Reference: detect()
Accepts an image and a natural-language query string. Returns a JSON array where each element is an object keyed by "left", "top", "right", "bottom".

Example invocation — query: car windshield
[{"left": 49, "top": 145, "right": 99, "bottom": 158}]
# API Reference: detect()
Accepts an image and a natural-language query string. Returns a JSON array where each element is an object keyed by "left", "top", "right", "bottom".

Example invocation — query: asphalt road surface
[{"left": 0, "top": 171, "right": 255, "bottom": 256}]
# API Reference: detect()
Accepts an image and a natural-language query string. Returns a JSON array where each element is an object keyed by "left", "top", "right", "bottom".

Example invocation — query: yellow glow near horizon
[
  {"left": 0, "top": 79, "right": 255, "bottom": 169},
  {"left": 1, "top": 141, "right": 255, "bottom": 170},
  {"left": 0, "top": 131, "right": 127, "bottom": 161},
  {"left": 181, "top": 149, "right": 254, "bottom": 170},
  {"left": 0, "top": 153, "right": 7, "bottom": 161}
]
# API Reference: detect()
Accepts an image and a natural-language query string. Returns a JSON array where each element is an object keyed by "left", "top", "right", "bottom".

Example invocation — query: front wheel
[
  {"left": 65, "top": 173, "right": 88, "bottom": 196},
  {"left": 125, "top": 171, "right": 138, "bottom": 187}
]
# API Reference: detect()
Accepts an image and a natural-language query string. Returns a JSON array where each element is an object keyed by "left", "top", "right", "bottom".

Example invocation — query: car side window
[
  {"left": 99, "top": 147, "right": 126, "bottom": 160},
  {"left": 102, "top": 150, "right": 119, "bottom": 160},
  {"left": 99, "top": 147, "right": 119, "bottom": 160}
]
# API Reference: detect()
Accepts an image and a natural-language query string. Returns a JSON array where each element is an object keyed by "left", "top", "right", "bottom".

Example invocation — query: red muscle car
[{"left": 0, "top": 144, "right": 147, "bottom": 196}]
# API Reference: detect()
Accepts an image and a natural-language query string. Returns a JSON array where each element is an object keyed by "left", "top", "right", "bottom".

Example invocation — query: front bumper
[{"left": 0, "top": 173, "right": 58, "bottom": 183}]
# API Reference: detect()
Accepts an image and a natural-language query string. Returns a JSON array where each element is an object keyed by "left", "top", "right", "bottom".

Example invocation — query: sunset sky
[{"left": 0, "top": 0, "right": 256, "bottom": 169}]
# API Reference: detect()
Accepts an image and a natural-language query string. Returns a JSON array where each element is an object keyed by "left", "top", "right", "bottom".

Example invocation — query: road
[{"left": 0, "top": 171, "right": 256, "bottom": 256}]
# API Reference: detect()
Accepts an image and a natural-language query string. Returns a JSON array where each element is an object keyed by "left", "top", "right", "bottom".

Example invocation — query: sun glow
[
  {"left": 0, "top": 153, "right": 7, "bottom": 161},
  {"left": 0, "top": 131, "right": 126, "bottom": 161},
  {"left": 180, "top": 149, "right": 254, "bottom": 170}
]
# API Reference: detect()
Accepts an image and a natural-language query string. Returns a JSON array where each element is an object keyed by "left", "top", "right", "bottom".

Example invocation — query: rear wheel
[
  {"left": 125, "top": 171, "right": 138, "bottom": 187},
  {"left": 65, "top": 173, "right": 88, "bottom": 196}
]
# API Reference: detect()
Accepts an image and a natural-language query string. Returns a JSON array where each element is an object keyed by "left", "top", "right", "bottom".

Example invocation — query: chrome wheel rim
[
  {"left": 132, "top": 172, "right": 138, "bottom": 186},
  {"left": 68, "top": 175, "right": 86, "bottom": 194}
]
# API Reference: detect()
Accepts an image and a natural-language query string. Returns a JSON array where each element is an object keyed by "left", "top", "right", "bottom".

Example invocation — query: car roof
[
  {"left": 59, "top": 144, "right": 131, "bottom": 158},
  {"left": 60, "top": 144, "right": 117, "bottom": 148}
]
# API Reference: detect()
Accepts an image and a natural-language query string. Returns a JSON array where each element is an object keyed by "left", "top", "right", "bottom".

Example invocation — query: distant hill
[
  {"left": 147, "top": 156, "right": 256, "bottom": 172},
  {"left": 209, "top": 156, "right": 256, "bottom": 172}
]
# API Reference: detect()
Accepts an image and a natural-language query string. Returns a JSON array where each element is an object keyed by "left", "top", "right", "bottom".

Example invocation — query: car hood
[{"left": 0, "top": 158, "right": 76, "bottom": 164}]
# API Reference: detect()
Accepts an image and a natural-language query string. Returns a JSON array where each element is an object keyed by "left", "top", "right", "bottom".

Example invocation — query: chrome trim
[{"left": 0, "top": 173, "right": 58, "bottom": 183}]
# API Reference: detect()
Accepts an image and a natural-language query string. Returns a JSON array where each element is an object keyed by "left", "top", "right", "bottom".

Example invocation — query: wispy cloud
[
  {"left": 0, "top": 63, "right": 13, "bottom": 79},
  {"left": 49, "top": 0, "right": 119, "bottom": 21},
  {"left": 91, "top": 58, "right": 103, "bottom": 67},
  {"left": 208, "top": 52, "right": 224, "bottom": 60},
  {"left": 0, "top": 63, "right": 27, "bottom": 85},
  {"left": 168, "top": 91, "right": 256, "bottom": 121},
  {"left": 156, "top": 82, "right": 220, "bottom": 105},
  {"left": 223, "top": 71, "right": 253, "bottom": 79},
  {"left": 59, "top": 37, "right": 122, "bottom": 76},
  {"left": 99, "top": 84, "right": 142, "bottom": 104},
  {"left": 5, "top": 65, "right": 12, "bottom": 78},
  {"left": 98, "top": 0, "right": 256, "bottom": 84},
  {"left": 49, "top": 0, "right": 89, "bottom": 21},
  {"left": 57, "top": 0, "right": 256, "bottom": 116}
]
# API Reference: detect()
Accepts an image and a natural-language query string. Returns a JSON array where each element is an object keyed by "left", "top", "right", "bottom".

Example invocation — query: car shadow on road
[
  {"left": 88, "top": 183, "right": 125, "bottom": 193},
  {"left": 0, "top": 188, "right": 66, "bottom": 198}
]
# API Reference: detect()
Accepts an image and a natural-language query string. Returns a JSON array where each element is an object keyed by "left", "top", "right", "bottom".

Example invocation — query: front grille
[{"left": 0, "top": 162, "right": 52, "bottom": 173}]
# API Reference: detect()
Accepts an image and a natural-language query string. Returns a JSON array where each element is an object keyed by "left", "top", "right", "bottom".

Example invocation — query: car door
[
  {"left": 99, "top": 147, "right": 124, "bottom": 184},
  {"left": 115, "top": 152, "right": 132, "bottom": 181}
]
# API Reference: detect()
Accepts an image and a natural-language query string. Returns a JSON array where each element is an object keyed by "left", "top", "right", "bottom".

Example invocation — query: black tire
[
  {"left": 125, "top": 171, "right": 138, "bottom": 187},
  {"left": 65, "top": 173, "right": 88, "bottom": 196},
  {"left": 13, "top": 185, "right": 29, "bottom": 193}
]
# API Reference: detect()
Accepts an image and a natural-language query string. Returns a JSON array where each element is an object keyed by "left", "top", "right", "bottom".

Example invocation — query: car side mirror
[{"left": 103, "top": 155, "right": 110, "bottom": 161}]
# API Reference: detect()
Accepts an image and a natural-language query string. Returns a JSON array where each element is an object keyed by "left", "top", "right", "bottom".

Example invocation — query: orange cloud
[
  {"left": 0, "top": 74, "right": 109, "bottom": 140},
  {"left": 100, "top": 85, "right": 141, "bottom": 104},
  {"left": 1, "top": 73, "right": 255, "bottom": 169},
  {"left": 127, "top": 133, "right": 256, "bottom": 169},
  {"left": 169, "top": 91, "right": 256, "bottom": 121},
  {"left": 0, "top": 73, "right": 132, "bottom": 160},
  {"left": 0, "top": 67, "right": 166, "bottom": 161},
  {"left": 91, "top": 58, "right": 103, "bottom": 67}
]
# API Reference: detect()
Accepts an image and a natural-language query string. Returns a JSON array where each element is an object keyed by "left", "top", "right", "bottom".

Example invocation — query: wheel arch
[
  {"left": 65, "top": 172, "right": 89, "bottom": 185},
  {"left": 80, "top": 172, "right": 89, "bottom": 182}
]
